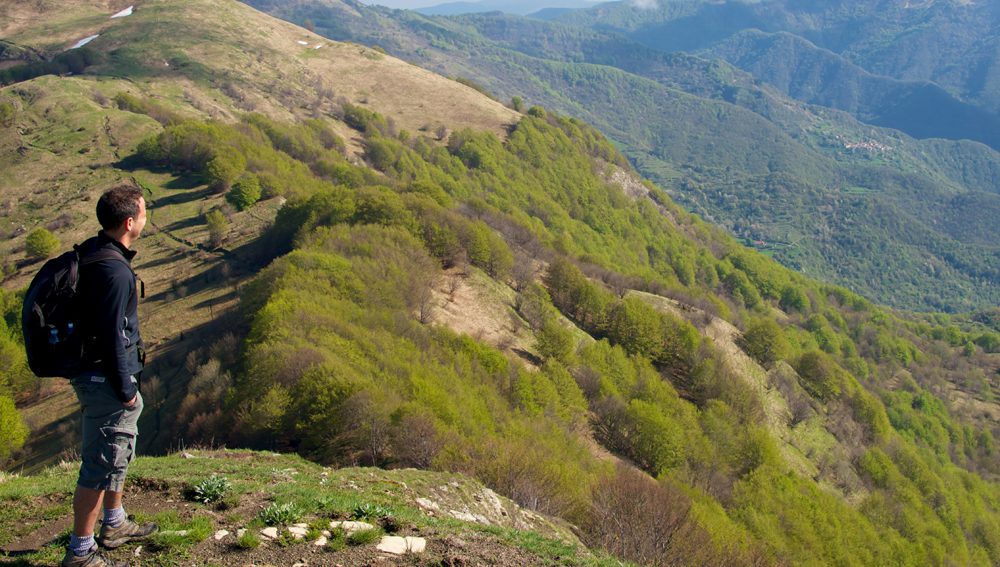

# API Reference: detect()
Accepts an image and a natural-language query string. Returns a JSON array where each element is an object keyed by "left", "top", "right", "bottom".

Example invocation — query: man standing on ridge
[{"left": 63, "top": 184, "right": 157, "bottom": 567}]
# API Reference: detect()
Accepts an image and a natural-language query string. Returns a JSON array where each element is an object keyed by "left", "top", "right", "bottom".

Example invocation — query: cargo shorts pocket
[{"left": 99, "top": 426, "right": 137, "bottom": 470}]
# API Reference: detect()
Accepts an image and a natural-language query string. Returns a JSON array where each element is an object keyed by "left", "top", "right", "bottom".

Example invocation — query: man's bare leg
[
  {"left": 72, "top": 486, "right": 104, "bottom": 537},
  {"left": 103, "top": 490, "right": 123, "bottom": 512}
]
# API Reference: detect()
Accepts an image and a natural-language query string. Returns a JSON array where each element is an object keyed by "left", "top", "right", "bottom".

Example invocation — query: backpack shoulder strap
[
  {"left": 75, "top": 244, "right": 143, "bottom": 298},
  {"left": 76, "top": 244, "right": 130, "bottom": 269}
]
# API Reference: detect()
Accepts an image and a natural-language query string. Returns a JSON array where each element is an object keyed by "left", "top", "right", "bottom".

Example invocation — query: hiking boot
[
  {"left": 97, "top": 516, "right": 158, "bottom": 549},
  {"left": 61, "top": 546, "right": 128, "bottom": 567}
]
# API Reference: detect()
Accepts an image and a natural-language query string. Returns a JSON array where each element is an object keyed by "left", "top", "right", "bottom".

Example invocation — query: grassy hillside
[
  {"left": 244, "top": 0, "right": 1000, "bottom": 312},
  {"left": 0, "top": 449, "right": 609, "bottom": 566},
  {"left": 1, "top": 1, "right": 1000, "bottom": 566}
]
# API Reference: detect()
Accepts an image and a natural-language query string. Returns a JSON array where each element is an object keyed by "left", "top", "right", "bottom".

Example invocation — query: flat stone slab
[
  {"left": 405, "top": 536, "right": 427, "bottom": 553},
  {"left": 288, "top": 526, "right": 308, "bottom": 539},
  {"left": 376, "top": 535, "right": 427, "bottom": 555},
  {"left": 260, "top": 527, "right": 279, "bottom": 539},
  {"left": 330, "top": 520, "right": 375, "bottom": 534},
  {"left": 213, "top": 530, "right": 230, "bottom": 541},
  {"left": 377, "top": 536, "right": 407, "bottom": 555}
]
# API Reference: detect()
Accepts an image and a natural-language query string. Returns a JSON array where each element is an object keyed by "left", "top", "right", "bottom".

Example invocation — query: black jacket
[{"left": 76, "top": 232, "right": 144, "bottom": 402}]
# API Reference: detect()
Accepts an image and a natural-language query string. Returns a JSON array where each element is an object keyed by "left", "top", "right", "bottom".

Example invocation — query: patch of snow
[
  {"left": 70, "top": 35, "right": 99, "bottom": 49},
  {"left": 313, "top": 44, "right": 323, "bottom": 49},
  {"left": 297, "top": 40, "right": 309, "bottom": 45},
  {"left": 110, "top": 6, "right": 133, "bottom": 18},
  {"left": 314, "top": 535, "right": 328, "bottom": 546},
  {"left": 213, "top": 530, "right": 229, "bottom": 541}
]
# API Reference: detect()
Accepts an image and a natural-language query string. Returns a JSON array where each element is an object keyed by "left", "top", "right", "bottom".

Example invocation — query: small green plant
[
  {"left": 306, "top": 518, "right": 328, "bottom": 542},
  {"left": 351, "top": 502, "right": 390, "bottom": 520},
  {"left": 236, "top": 529, "right": 260, "bottom": 550},
  {"left": 186, "top": 475, "right": 231, "bottom": 504},
  {"left": 347, "top": 527, "right": 382, "bottom": 546},
  {"left": 258, "top": 502, "right": 302, "bottom": 526}
]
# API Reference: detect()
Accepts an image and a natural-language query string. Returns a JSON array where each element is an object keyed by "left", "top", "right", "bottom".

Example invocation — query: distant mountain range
[
  {"left": 416, "top": 0, "right": 599, "bottom": 16},
  {"left": 247, "top": 0, "right": 1000, "bottom": 312},
  {"left": 549, "top": 0, "right": 1000, "bottom": 149}
]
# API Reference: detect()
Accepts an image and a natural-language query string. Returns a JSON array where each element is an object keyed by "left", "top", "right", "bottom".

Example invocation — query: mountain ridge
[
  {"left": 1, "top": 1, "right": 999, "bottom": 566},
  {"left": 247, "top": 0, "right": 1000, "bottom": 311}
]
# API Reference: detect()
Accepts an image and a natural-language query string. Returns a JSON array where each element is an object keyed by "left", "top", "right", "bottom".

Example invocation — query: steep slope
[
  {"left": 1, "top": 1, "right": 1000, "bottom": 566},
  {"left": 245, "top": 0, "right": 1000, "bottom": 312},
  {"left": 0, "top": 0, "right": 516, "bottom": 469}
]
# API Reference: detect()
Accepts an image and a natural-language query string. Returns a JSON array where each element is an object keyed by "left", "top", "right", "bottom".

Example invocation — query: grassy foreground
[{"left": 0, "top": 449, "right": 622, "bottom": 567}]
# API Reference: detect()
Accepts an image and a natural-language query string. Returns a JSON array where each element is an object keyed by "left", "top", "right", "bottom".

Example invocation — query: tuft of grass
[
  {"left": 258, "top": 502, "right": 302, "bottom": 526},
  {"left": 147, "top": 512, "right": 213, "bottom": 552},
  {"left": 325, "top": 528, "right": 347, "bottom": 552},
  {"left": 236, "top": 529, "right": 260, "bottom": 550},
  {"left": 347, "top": 527, "right": 382, "bottom": 546}
]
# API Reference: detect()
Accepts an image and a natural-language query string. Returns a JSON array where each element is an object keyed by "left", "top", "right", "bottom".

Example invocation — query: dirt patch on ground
[{"left": 428, "top": 267, "right": 540, "bottom": 368}]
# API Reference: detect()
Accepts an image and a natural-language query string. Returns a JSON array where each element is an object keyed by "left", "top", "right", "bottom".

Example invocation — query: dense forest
[
  {"left": 5, "top": 90, "right": 998, "bottom": 564},
  {"left": 247, "top": 0, "right": 1000, "bottom": 313}
]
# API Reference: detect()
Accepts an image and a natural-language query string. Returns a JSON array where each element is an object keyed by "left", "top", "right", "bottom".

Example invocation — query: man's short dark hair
[{"left": 96, "top": 184, "right": 143, "bottom": 231}]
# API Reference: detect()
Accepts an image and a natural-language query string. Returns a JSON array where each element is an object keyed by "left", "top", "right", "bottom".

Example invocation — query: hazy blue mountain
[
  {"left": 552, "top": 0, "right": 1000, "bottom": 115},
  {"left": 705, "top": 29, "right": 1000, "bottom": 151},
  {"left": 416, "top": 0, "right": 598, "bottom": 16}
]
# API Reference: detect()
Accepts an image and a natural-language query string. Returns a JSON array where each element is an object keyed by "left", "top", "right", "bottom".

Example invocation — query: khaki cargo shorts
[{"left": 71, "top": 375, "right": 143, "bottom": 493}]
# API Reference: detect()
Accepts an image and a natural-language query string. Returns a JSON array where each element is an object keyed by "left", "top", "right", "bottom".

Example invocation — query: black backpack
[{"left": 21, "top": 244, "right": 124, "bottom": 378}]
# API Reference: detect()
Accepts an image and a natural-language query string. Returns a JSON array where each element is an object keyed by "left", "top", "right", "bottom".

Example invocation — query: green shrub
[
  {"left": 779, "top": 285, "right": 810, "bottom": 313},
  {"left": 535, "top": 318, "right": 575, "bottom": 362},
  {"left": 205, "top": 209, "right": 228, "bottom": 248},
  {"left": 25, "top": 227, "right": 60, "bottom": 259},
  {"left": 795, "top": 350, "right": 845, "bottom": 401},
  {"left": 0, "top": 396, "right": 28, "bottom": 461},
  {"left": 205, "top": 149, "right": 245, "bottom": 192},
  {"left": 740, "top": 317, "right": 789, "bottom": 367},
  {"left": 226, "top": 173, "right": 262, "bottom": 211}
]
